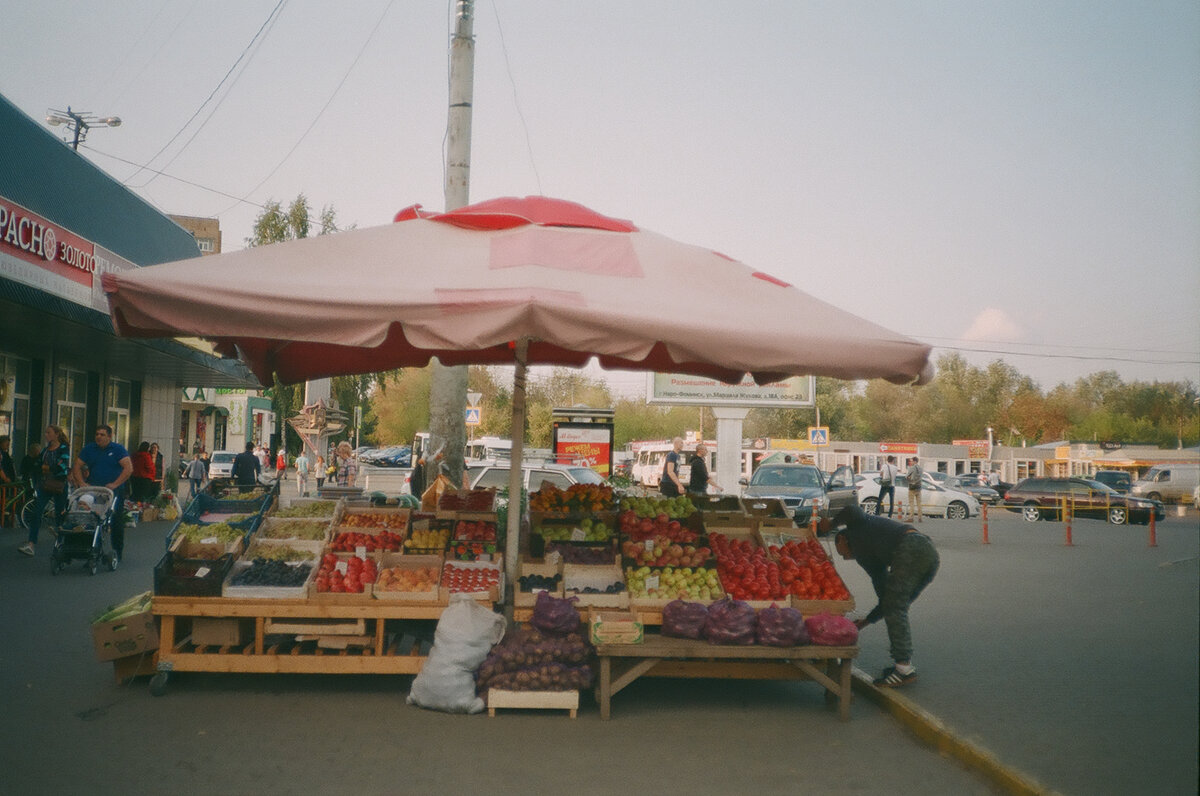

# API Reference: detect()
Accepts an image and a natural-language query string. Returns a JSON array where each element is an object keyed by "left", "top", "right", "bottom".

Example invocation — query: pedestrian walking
[
  {"left": 276, "top": 449, "right": 287, "bottom": 482},
  {"left": 659, "top": 437, "right": 685, "bottom": 497},
  {"left": 294, "top": 450, "right": 310, "bottom": 496},
  {"left": 905, "top": 457, "right": 924, "bottom": 522},
  {"left": 822, "top": 504, "right": 939, "bottom": 688},
  {"left": 184, "top": 453, "right": 206, "bottom": 502},
  {"left": 687, "top": 443, "right": 721, "bottom": 496},
  {"left": 17, "top": 425, "right": 70, "bottom": 557},
  {"left": 315, "top": 455, "right": 326, "bottom": 492},
  {"left": 233, "top": 442, "right": 261, "bottom": 489},
  {"left": 877, "top": 455, "right": 897, "bottom": 517},
  {"left": 70, "top": 424, "right": 132, "bottom": 563}
]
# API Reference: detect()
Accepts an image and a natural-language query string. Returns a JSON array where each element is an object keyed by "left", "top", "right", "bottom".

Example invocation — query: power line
[
  {"left": 916, "top": 334, "right": 1198, "bottom": 358},
  {"left": 488, "top": 0, "right": 542, "bottom": 195},
  {"left": 121, "top": 0, "right": 287, "bottom": 187},
  {"left": 213, "top": 0, "right": 395, "bottom": 216},
  {"left": 924, "top": 342, "right": 1199, "bottom": 367}
]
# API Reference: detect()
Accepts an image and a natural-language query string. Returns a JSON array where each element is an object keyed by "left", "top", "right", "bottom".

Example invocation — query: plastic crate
[{"left": 153, "top": 552, "right": 235, "bottom": 597}]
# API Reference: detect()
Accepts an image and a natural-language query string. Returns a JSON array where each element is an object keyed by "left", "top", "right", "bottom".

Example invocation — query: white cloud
[{"left": 962, "top": 308, "right": 1023, "bottom": 342}]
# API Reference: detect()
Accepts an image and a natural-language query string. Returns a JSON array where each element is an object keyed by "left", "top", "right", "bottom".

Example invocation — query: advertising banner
[
  {"left": 553, "top": 424, "right": 613, "bottom": 477},
  {"left": 647, "top": 373, "right": 814, "bottom": 407}
]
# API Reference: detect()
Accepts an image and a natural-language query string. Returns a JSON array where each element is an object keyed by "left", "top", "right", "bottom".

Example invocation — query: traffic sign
[
  {"left": 808, "top": 426, "right": 829, "bottom": 446},
  {"left": 465, "top": 407, "right": 481, "bottom": 426}
]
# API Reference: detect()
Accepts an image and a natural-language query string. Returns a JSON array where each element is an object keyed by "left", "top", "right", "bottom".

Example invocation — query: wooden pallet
[{"left": 487, "top": 688, "right": 579, "bottom": 718}]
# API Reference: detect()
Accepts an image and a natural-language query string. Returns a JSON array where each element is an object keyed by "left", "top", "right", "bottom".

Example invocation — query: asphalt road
[{"left": 1, "top": 506, "right": 1195, "bottom": 795}]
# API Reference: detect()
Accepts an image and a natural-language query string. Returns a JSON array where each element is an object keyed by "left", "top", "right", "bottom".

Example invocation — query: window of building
[
  {"left": 0, "top": 353, "right": 32, "bottom": 459},
  {"left": 197, "top": 237, "right": 214, "bottom": 252},
  {"left": 1015, "top": 460, "right": 1037, "bottom": 480},
  {"left": 54, "top": 366, "right": 88, "bottom": 455},
  {"left": 106, "top": 377, "right": 132, "bottom": 448}
]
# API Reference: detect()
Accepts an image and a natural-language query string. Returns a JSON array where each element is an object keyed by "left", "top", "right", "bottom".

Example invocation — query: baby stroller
[{"left": 51, "top": 486, "right": 120, "bottom": 575}]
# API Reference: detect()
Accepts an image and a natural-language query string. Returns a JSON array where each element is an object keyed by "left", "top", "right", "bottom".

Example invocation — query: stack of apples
[
  {"left": 624, "top": 565, "right": 722, "bottom": 600},
  {"left": 330, "top": 529, "right": 404, "bottom": 553},
  {"left": 618, "top": 511, "right": 701, "bottom": 544},
  {"left": 314, "top": 553, "right": 377, "bottom": 594},
  {"left": 453, "top": 519, "right": 497, "bottom": 541},
  {"left": 620, "top": 536, "right": 712, "bottom": 567}
]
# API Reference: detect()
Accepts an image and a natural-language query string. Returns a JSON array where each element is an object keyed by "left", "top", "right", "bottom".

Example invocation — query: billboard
[{"left": 646, "top": 373, "right": 814, "bottom": 408}]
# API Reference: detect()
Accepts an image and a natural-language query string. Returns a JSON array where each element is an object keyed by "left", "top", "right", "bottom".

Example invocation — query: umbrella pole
[{"left": 504, "top": 338, "right": 530, "bottom": 622}]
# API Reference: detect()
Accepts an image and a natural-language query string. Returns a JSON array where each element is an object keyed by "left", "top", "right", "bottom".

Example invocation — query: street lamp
[{"left": 45, "top": 106, "right": 122, "bottom": 150}]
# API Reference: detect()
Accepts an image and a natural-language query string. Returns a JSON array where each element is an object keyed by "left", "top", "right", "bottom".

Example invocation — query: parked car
[
  {"left": 1002, "top": 477, "right": 1164, "bottom": 525},
  {"left": 856, "top": 473, "right": 980, "bottom": 520},
  {"left": 1091, "top": 469, "right": 1132, "bottom": 494},
  {"left": 948, "top": 474, "right": 1002, "bottom": 505},
  {"left": 1129, "top": 462, "right": 1200, "bottom": 504},
  {"left": 738, "top": 464, "right": 857, "bottom": 526},
  {"left": 207, "top": 450, "right": 238, "bottom": 479},
  {"left": 466, "top": 460, "right": 607, "bottom": 492}
]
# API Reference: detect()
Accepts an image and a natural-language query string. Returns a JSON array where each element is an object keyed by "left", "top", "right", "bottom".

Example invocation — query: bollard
[
  {"left": 981, "top": 502, "right": 990, "bottom": 544},
  {"left": 1148, "top": 509, "right": 1157, "bottom": 548},
  {"left": 810, "top": 509, "right": 819, "bottom": 537},
  {"left": 1063, "top": 497, "right": 1074, "bottom": 546}
]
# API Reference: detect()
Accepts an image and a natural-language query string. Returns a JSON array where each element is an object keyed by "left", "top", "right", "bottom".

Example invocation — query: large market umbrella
[{"left": 103, "top": 195, "right": 933, "bottom": 595}]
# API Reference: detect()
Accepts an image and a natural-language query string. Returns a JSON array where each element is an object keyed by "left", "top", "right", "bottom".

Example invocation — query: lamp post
[{"left": 45, "top": 107, "right": 121, "bottom": 150}]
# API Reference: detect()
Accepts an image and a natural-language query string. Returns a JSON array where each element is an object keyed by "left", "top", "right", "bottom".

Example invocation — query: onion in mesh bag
[
  {"left": 755, "top": 604, "right": 810, "bottom": 647},
  {"left": 530, "top": 591, "right": 581, "bottom": 635},
  {"left": 702, "top": 598, "right": 756, "bottom": 645},
  {"left": 804, "top": 612, "right": 859, "bottom": 646},
  {"left": 661, "top": 599, "right": 709, "bottom": 639}
]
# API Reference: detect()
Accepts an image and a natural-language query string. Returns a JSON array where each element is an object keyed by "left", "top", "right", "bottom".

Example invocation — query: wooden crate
[
  {"left": 264, "top": 617, "right": 367, "bottom": 635},
  {"left": 440, "top": 557, "right": 504, "bottom": 603},
  {"left": 373, "top": 553, "right": 445, "bottom": 603},
  {"left": 487, "top": 688, "right": 579, "bottom": 718},
  {"left": 563, "top": 563, "right": 629, "bottom": 608},
  {"left": 337, "top": 506, "right": 412, "bottom": 532},
  {"left": 514, "top": 560, "right": 563, "bottom": 608}
]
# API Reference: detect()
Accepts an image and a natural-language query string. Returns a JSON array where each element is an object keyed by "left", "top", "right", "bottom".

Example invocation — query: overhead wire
[
  {"left": 488, "top": 0, "right": 542, "bottom": 195},
  {"left": 212, "top": 0, "right": 396, "bottom": 216},
  {"left": 121, "top": 0, "right": 288, "bottom": 187},
  {"left": 101, "top": 0, "right": 197, "bottom": 108}
]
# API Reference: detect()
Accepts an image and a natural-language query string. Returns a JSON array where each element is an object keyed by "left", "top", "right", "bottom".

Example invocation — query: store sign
[
  {"left": 0, "top": 195, "right": 136, "bottom": 313},
  {"left": 878, "top": 442, "right": 918, "bottom": 455},
  {"left": 952, "top": 439, "right": 990, "bottom": 459},
  {"left": 182, "top": 387, "right": 215, "bottom": 403},
  {"left": 647, "top": 373, "right": 814, "bottom": 408}
]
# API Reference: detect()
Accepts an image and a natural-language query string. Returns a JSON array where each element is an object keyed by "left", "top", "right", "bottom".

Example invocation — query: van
[{"left": 1130, "top": 462, "right": 1200, "bottom": 503}]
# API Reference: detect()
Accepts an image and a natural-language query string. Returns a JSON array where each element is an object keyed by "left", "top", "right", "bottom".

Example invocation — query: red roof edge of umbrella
[{"left": 395, "top": 196, "right": 637, "bottom": 233}]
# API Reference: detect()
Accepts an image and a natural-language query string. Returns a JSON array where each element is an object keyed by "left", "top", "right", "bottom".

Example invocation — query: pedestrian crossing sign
[
  {"left": 809, "top": 426, "right": 829, "bottom": 446},
  {"left": 465, "top": 407, "right": 481, "bottom": 426}
]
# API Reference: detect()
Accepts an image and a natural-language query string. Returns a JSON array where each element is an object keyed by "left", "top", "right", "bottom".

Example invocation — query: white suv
[
  {"left": 466, "top": 460, "right": 606, "bottom": 492},
  {"left": 207, "top": 450, "right": 238, "bottom": 479}
]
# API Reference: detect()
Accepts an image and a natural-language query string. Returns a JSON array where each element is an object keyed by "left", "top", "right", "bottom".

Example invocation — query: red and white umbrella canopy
[{"left": 104, "top": 196, "right": 932, "bottom": 387}]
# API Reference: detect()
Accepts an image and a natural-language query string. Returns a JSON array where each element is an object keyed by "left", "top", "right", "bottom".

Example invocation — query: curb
[{"left": 851, "top": 668, "right": 1061, "bottom": 796}]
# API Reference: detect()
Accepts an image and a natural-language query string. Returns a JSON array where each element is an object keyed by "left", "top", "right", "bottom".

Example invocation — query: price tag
[
  {"left": 643, "top": 539, "right": 654, "bottom": 556},
  {"left": 644, "top": 575, "right": 660, "bottom": 591},
  {"left": 570, "top": 527, "right": 587, "bottom": 542},
  {"left": 335, "top": 560, "right": 348, "bottom": 574},
  {"left": 194, "top": 567, "right": 211, "bottom": 578},
  {"left": 200, "top": 536, "right": 219, "bottom": 545},
  {"left": 532, "top": 587, "right": 547, "bottom": 593},
  {"left": 355, "top": 545, "right": 367, "bottom": 560}
]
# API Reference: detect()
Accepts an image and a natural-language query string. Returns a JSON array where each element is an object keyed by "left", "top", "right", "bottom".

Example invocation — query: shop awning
[{"left": 200, "top": 406, "right": 230, "bottom": 417}]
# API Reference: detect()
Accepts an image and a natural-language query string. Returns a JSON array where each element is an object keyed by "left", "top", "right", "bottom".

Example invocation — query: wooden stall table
[
  {"left": 150, "top": 596, "right": 453, "bottom": 694},
  {"left": 594, "top": 633, "right": 858, "bottom": 721}
]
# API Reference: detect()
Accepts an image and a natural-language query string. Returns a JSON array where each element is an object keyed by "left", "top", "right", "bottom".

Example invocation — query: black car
[
  {"left": 739, "top": 464, "right": 857, "bottom": 525},
  {"left": 1002, "top": 477, "right": 1164, "bottom": 525},
  {"left": 1091, "top": 470, "right": 1132, "bottom": 494}
]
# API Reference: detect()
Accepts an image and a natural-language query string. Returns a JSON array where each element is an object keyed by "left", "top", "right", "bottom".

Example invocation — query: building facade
[{"left": 0, "top": 94, "right": 258, "bottom": 477}]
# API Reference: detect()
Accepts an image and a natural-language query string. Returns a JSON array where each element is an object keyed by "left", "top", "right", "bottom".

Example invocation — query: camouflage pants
[{"left": 880, "top": 532, "right": 939, "bottom": 663}]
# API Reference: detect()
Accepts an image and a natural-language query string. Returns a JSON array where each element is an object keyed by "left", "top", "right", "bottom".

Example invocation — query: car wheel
[
  {"left": 946, "top": 501, "right": 969, "bottom": 520},
  {"left": 1146, "top": 492, "right": 1161, "bottom": 502},
  {"left": 1108, "top": 506, "right": 1128, "bottom": 525},
  {"left": 1022, "top": 502, "right": 1042, "bottom": 522},
  {"left": 861, "top": 497, "right": 880, "bottom": 515}
]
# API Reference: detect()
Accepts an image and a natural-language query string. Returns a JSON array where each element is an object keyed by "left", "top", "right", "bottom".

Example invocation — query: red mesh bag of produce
[
  {"left": 755, "top": 604, "right": 810, "bottom": 647},
  {"left": 530, "top": 590, "right": 581, "bottom": 635},
  {"left": 702, "top": 598, "right": 756, "bottom": 645},
  {"left": 661, "top": 599, "right": 709, "bottom": 640},
  {"left": 804, "top": 613, "right": 858, "bottom": 646}
]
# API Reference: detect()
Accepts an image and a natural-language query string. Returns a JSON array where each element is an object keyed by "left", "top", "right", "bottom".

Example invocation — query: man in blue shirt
[{"left": 70, "top": 424, "right": 133, "bottom": 561}]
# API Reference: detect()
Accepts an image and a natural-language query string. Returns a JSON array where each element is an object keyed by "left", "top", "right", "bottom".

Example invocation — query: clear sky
[{"left": 2, "top": 1, "right": 1197, "bottom": 395}]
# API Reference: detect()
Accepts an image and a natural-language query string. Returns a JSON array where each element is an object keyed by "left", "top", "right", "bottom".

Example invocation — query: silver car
[{"left": 856, "top": 472, "right": 980, "bottom": 520}]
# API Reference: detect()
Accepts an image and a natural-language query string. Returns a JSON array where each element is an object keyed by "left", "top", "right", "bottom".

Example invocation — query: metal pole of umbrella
[{"left": 504, "top": 339, "right": 529, "bottom": 621}]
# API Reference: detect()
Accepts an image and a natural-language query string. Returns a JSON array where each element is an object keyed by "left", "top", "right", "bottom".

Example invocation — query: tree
[{"left": 247, "top": 194, "right": 347, "bottom": 455}]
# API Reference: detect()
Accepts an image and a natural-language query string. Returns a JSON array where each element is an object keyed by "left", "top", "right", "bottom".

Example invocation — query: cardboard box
[
  {"left": 93, "top": 608, "right": 159, "bottom": 662},
  {"left": 169, "top": 533, "right": 244, "bottom": 561},
  {"left": 372, "top": 553, "right": 444, "bottom": 602},
  {"left": 191, "top": 617, "right": 250, "bottom": 647},
  {"left": 588, "top": 608, "right": 643, "bottom": 645},
  {"left": 337, "top": 506, "right": 411, "bottom": 532}
]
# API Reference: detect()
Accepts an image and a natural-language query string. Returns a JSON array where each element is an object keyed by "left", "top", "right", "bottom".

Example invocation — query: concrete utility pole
[{"left": 427, "top": 0, "right": 475, "bottom": 486}]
